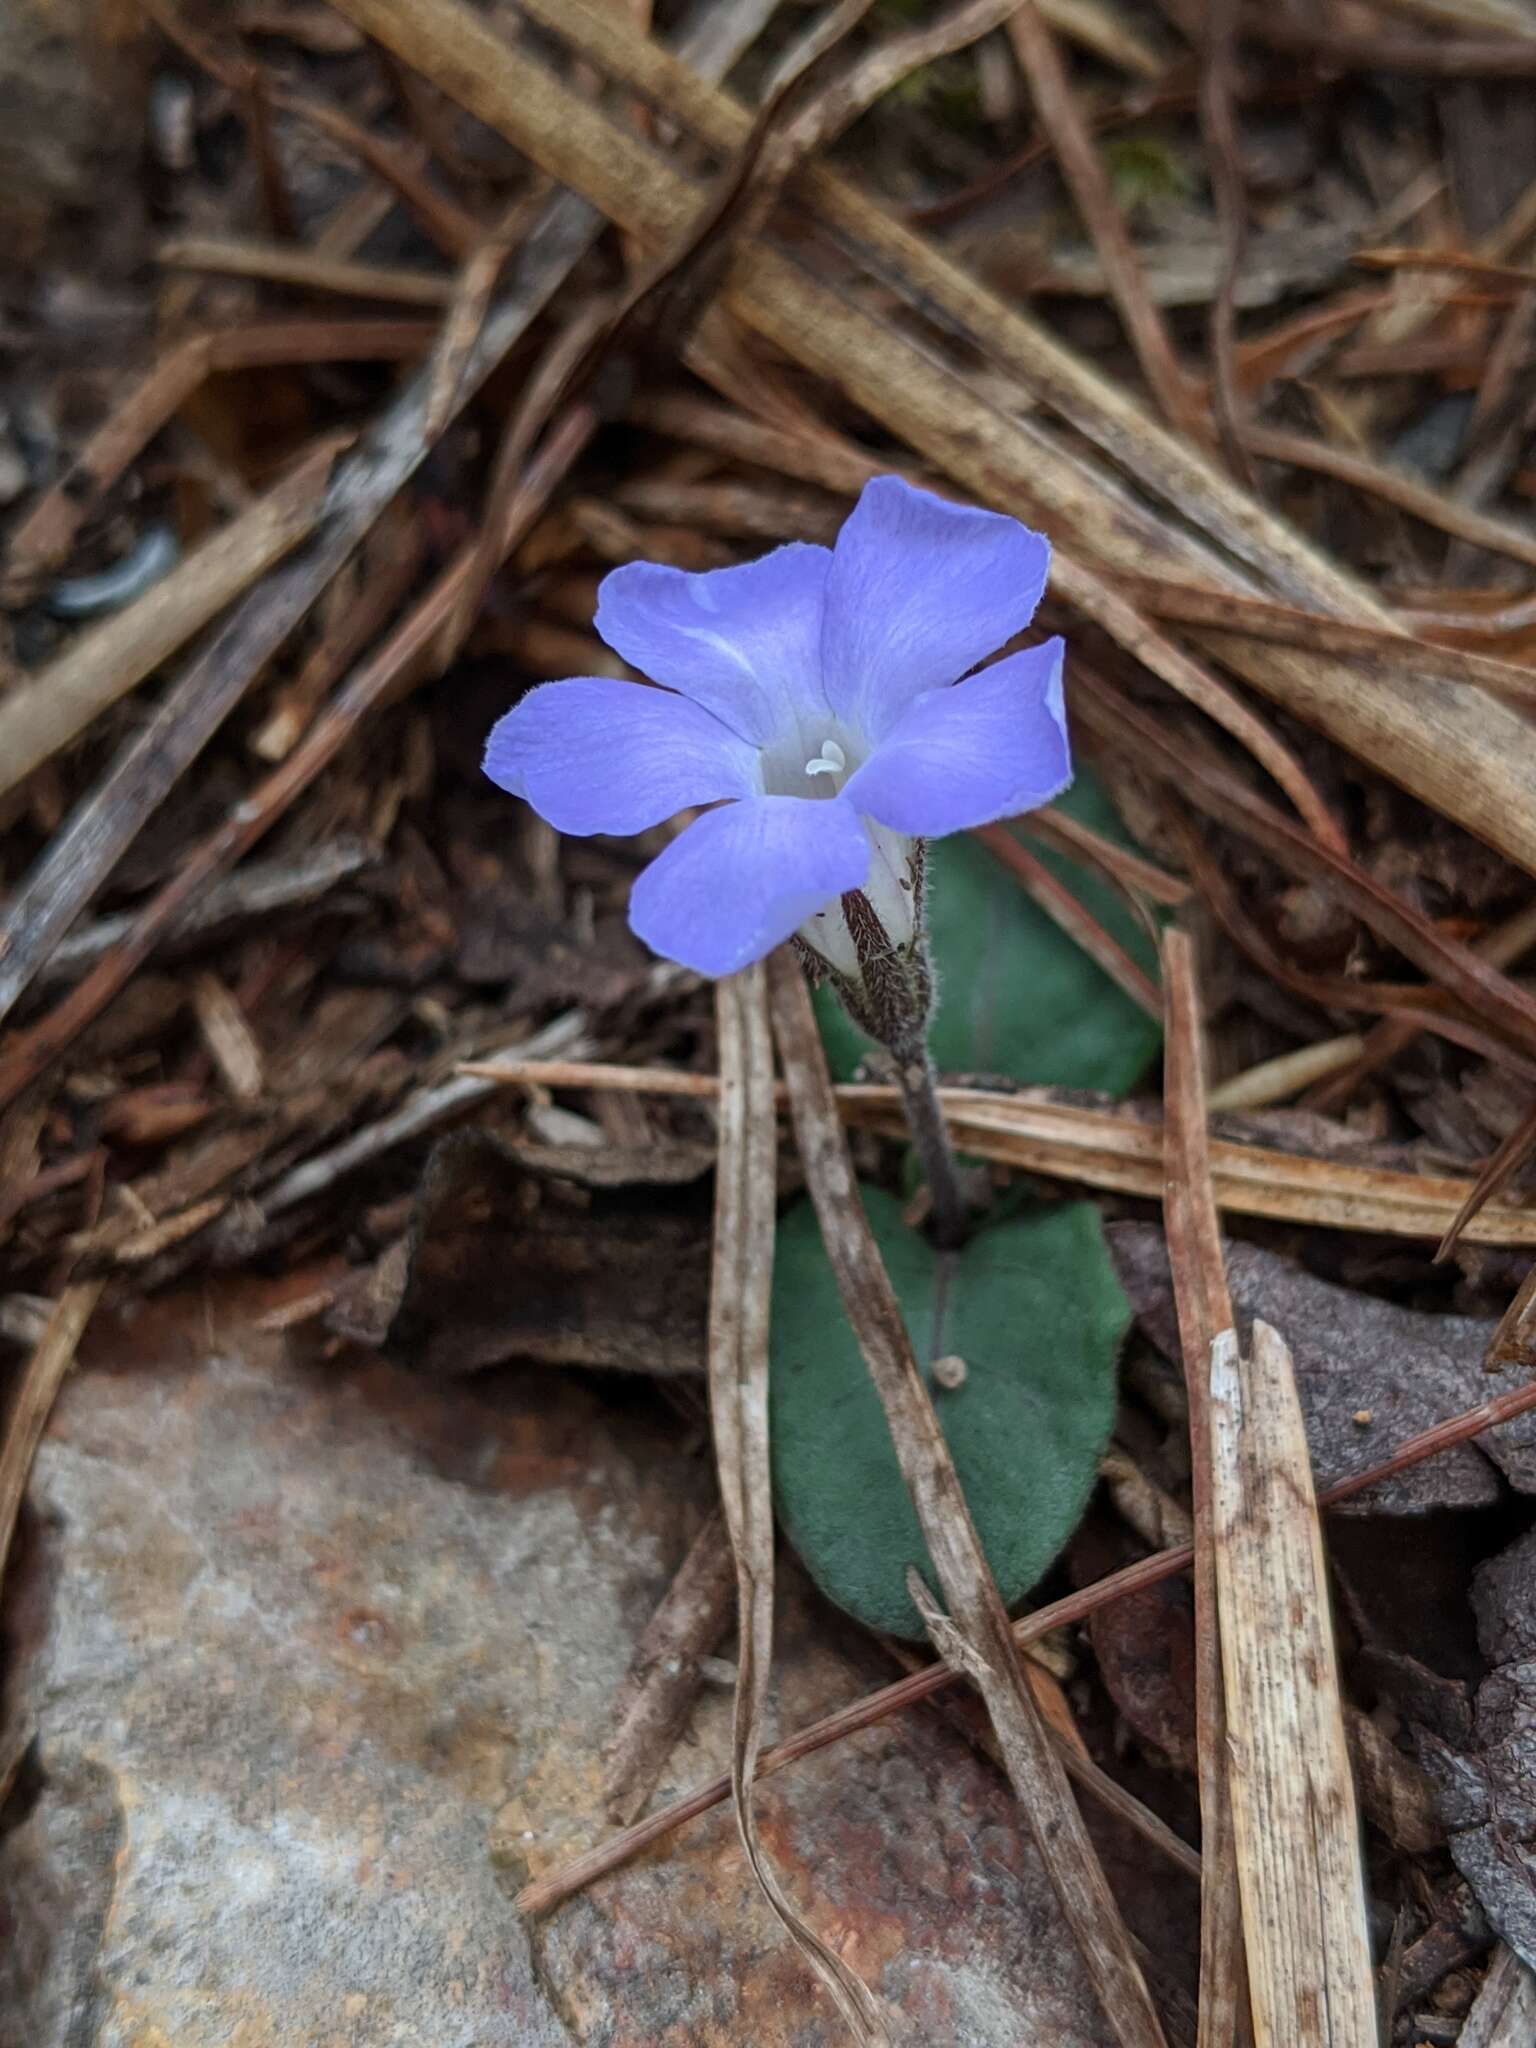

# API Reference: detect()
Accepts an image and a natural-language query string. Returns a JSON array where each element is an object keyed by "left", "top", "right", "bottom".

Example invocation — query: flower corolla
[{"left": 484, "top": 475, "right": 1070, "bottom": 981}]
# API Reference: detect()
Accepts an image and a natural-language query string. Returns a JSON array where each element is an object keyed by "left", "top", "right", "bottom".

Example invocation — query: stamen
[{"left": 804, "top": 739, "right": 847, "bottom": 780}]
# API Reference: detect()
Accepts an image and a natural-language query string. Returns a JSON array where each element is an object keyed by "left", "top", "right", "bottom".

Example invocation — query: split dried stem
[
  {"left": 1209, "top": 1324, "right": 1377, "bottom": 2048},
  {"left": 710, "top": 966, "right": 886, "bottom": 2044},
  {"left": 767, "top": 949, "right": 1167, "bottom": 2048},
  {"left": 1160, "top": 932, "right": 1247, "bottom": 2048}
]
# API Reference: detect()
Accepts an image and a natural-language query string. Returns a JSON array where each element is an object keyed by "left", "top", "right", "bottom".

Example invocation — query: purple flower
[{"left": 483, "top": 476, "right": 1070, "bottom": 979}]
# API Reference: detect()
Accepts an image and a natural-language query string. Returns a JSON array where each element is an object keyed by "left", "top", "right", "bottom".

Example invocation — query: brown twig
[
  {"left": 1019, "top": 808, "right": 1192, "bottom": 907},
  {"left": 600, "top": 1508, "right": 735, "bottom": 1826},
  {"left": 158, "top": 234, "right": 455, "bottom": 306},
  {"left": 1115, "top": 574, "right": 1536, "bottom": 703},
  {"left": 0, "top": 1280, "right": 106, "bottom": 1588},
  {"left": 1245, "top": 425, "right": 1536, "bottom": 573}
]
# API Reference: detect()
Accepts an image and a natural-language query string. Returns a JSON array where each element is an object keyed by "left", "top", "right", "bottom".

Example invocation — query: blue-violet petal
[
  {"left": 594, "top": 543, "right": 832, "bottom": 747},
  {"left": 628, "top": 794, "right": 870, "bottom": 977},
  {"left": 483, "top": 678, "right": 758, "bottom": 837},
  {"left": 822, "top": 476, "right": 1050, "bottom": 741},
  {"left": 841, "top": 638, "right": 1071, "bottom": 837}
]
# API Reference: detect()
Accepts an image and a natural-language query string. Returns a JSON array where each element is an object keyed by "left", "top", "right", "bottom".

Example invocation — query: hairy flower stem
[{"left": 891, "top": 1043, "right": 971, "bottom": 1249}]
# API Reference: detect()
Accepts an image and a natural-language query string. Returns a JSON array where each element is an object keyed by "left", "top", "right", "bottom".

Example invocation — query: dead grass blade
[
  {"left": 1209, "top": 1323, "right": 1377, "bottom": 2048},
  {"left": 1160, "top": 932, "right": 1246, "bottom": 2048},
  {"left": 710, "top": 967, "right": 887, "bottom": 2045},
  {"left": 462, "top": 1061, "right": 1536, "bottom": 1247},
  {"left": 518, "top": 1368, "right": 1536, "bottom": 1917},
  {"left": 0, "top": 1279, "right": 106, "bottom": 1587},
  {"left": 767, "top": 951, "right": 1168, "bottom": 2048},
  {"left": 1118, "top": 574, "right": 1536, "bottom": 703}
]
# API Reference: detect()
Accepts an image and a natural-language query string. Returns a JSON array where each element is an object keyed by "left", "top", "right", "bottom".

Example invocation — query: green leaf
[
  {"left": 770, "top": 1190, "right": 1126, "bottom": 1640},
  {"left": 815, "top": 770, "right": 1162, "bottom": 1095}
]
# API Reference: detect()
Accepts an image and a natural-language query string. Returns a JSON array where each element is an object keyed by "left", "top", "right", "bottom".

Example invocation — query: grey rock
[{"left": 0, "top": 1303, "right": 1123, "bottom": 2045}]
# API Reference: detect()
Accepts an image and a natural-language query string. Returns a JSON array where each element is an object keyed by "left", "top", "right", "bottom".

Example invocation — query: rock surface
[{"left": 0, "top": 1288, "right": 1130, "bottom": 2045}]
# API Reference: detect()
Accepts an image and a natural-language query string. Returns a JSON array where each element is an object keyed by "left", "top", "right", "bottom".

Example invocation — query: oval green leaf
[
  {"left": 770, "top": 1189, "right": 1127, "bottom": 1640},
  {"left": 815, "top": 769, "right": 1162, "bottom": 1094}
]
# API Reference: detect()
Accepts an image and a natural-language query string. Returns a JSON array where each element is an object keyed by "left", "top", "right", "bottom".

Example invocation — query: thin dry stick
[
  {"left": 1206, "top": 1036, "right": 1367, "bottom": 1112},
  {"left": 1199, "top": 0, "right": 1258, "bottom": 488},
  {"left": 0, "top": 1279, "right": 106, "bottom": 1587},
  {"left": 1307, "top": 899, "right": 1536, "bottom": 1114},
  {"left": 1117, "top": 575, "right": 1536, "bottom": 704},
  {"left": 710, "top": 967, "right": 887, "bottom": 2044},
  {"left": 1245, "top": 425, "right": 1536, "bottom": 573},
  {"left": 0, "top": 441, "right": 340, "bottom": 799},
  {"left": 1020, "top": 807, "right": 1191, "bottom": 906},
  {"left": 460, "top": 1062, "right": 1536, "bottom": 1246},
  {"left": 1357, "top": 244, "right": 1536, "bottom": 290},
  {"left": 601, "top": 1508, "right": 735, "bottom": 1826},
  {"left": 1161, "top": 932, "right": 1246, "bottom": 2048},
  {"left": 975, "top": 824, "right": 1162, "bottom": 1015},
  {"left": 517, "top": 1368, "right": 1536, "bottom": 1916},
  {"left": 767, "top": 950, "right": 1167, "bottom": 2048},
  {"left": 1005, "top": 0, "right": 1205, "bottom": 443},
  {"left": 1209, "top": 1323, "right": 1377, "bottom": 2048},
  {"left": 333, "top": 0, "right": 1536, "bottom": 879},
  {"left": 158, "top": 234, "right": 456, "bottom": 306}
]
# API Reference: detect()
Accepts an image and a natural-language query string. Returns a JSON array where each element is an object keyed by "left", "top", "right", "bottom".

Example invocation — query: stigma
[{"left": 804, "top": 739, "right": 847, "bottom": 781}]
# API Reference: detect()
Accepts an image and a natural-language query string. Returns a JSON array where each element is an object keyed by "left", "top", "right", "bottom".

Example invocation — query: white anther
[{"left": 804, "top": 739, "right": 847, "bottom": 780}]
